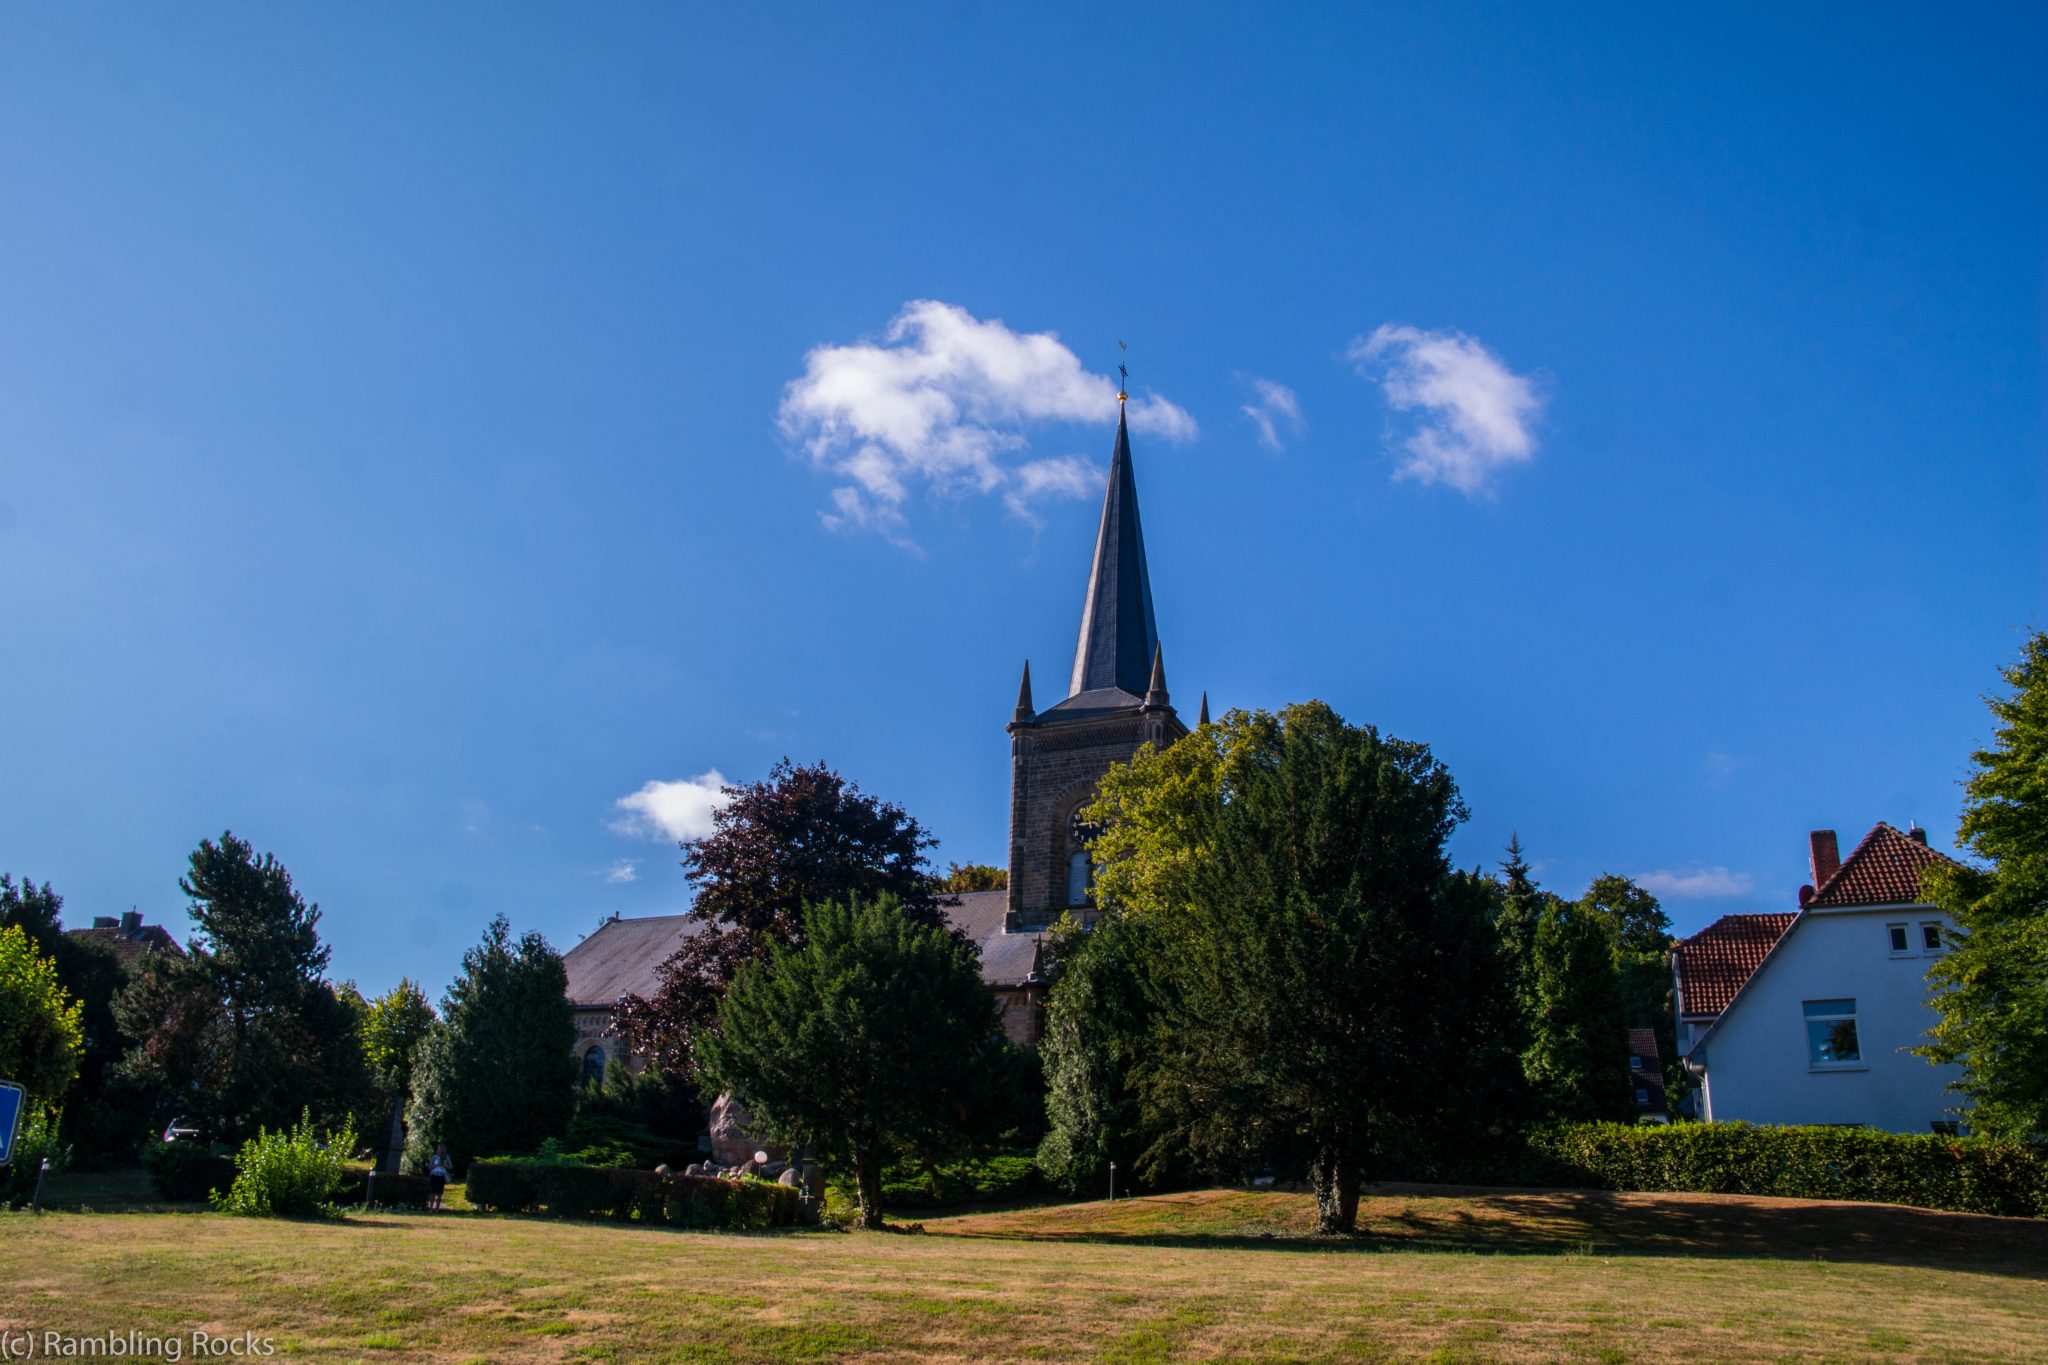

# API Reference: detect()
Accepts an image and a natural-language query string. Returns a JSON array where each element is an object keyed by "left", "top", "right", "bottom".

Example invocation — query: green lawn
[{"left": 2, "top": 1177, "right": 2044, "bottom": 1362}]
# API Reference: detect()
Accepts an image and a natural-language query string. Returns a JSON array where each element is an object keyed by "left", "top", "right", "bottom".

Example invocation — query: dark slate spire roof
[
  {"left": 1069, "top": 405, "right": 1160, "bottom": 699},
  {"left": 1143, "top": 642, "right": 1169, "bottom": 708},
  {"left": 1013, "top": 661, "right": 1035, "bottom": 722}
]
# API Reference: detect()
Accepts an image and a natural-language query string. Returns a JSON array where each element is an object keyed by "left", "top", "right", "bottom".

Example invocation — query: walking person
[{"left": 426, "top": 1143, "right": 454, "bottom": 1211}]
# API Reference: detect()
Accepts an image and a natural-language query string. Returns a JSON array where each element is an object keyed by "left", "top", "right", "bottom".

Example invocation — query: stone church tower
[{"left": 1004, "top": 398, "right": 1197, "bottom": 931}]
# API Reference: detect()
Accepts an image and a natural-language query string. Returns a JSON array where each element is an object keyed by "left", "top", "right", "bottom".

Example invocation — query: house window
[
  {"left": 1888, "top": 924, "right": 1911, "bottom": 955},
  {"left": 582, "top": 1046, "right": 607, "bottom": 1085},
  {"left": 1803, "top": 999, "right": 1862, "bottom": 1068},
  {"left": 1629, "top": 1056, "right": 1644, "bottom": 1070},
  {"left": 1634, "top": 1088, "right": 1650, "bottom": 1104},
  {"left": 1920, "top": 923, "right": 1943, "bottom": 954}
]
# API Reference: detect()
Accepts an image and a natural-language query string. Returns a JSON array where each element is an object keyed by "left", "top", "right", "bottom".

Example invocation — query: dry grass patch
[{"left": 0, "top": 1185, "right": 2043, "bottom": 1362}]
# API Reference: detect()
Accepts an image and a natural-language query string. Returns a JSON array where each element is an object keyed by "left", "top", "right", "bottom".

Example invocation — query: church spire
[
  {"left": 1069, "top": 403, "right": 1160, "bottom": 697},
  {"left": 1198, "top": 691, "right": 1209, "bottom": 726},
  {"left": 1143, "top": 643, "right": 1169, "bottom": 709},
  {"left": 1013, "top": 660, "right": 1035, "bottom": 723}
]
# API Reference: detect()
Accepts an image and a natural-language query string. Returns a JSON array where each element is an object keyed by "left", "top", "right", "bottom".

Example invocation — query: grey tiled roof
[
  {"left": 561, "top": 891, "right": 1046, "bottom": 1006},
  {"left": 942, "top": 889, "right": 1044, "bottom": 988},
  {"left": 561, "top": 914, "right": 709, "bottom": 1007},
  {"left": 1041, "top": 686, "right": 1146, "bottom": 720}
]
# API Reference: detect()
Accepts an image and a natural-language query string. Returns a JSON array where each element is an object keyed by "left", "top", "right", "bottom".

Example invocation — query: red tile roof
[
  {"left": 1672, "top": 913, "right": 1797, "bottom": 1017},
  {"left": 1804, "top": 822, "right": 1960, "bottom": 908}
]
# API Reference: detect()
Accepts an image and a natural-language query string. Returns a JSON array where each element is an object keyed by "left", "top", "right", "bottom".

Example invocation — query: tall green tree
[
  {"left": 114, "top": 833, "right": 367, "bottom": 1139},
  {"left": 1579, "top": 873, "right": 1677, "bottom": 1098},
  {"left": 404, "top": 916, "right": 575, "bottom": 1169},
  {"left": 615, "top": 759, "right": 941, "bottom": 1073},
  {"left": 699, "top": 896, "right": 997, "bottom": 1228},
  {"left": 1, "top": 875, "right": 143, "bottom": 1156},
  {"left": 356, "top": 979, "right": 436, "bottom": 1147},
  {"left": 1087, "top": 701, "right": 1501, "bottom": 1234},
  {"left": 0, "top": 924, "right": 84, "bottom": 1106},
  {"left": 1523, "top": 900, "right": 1634, "bottom": 1123},
  {"left": 1035, "top": 910, "right": 1170, "bottom": 1195},
  {"left": 1921, "top": 629, "right": 2048, "bottom": 1139}
]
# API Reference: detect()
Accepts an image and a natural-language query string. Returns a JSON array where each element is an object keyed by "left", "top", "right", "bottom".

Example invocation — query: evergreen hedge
[
  {"left": 1525, "top": 1123, "right": 2048, "bottom": 1218},
  {"left": 350, "top": 1171, "right": 435, "bottom": 1208},
  {"left": 465, "top": 1160, "right": 802, "bottom": 1229},
  {"left": 143, "top": 1144, "right": 238, "bottom": 1204}
]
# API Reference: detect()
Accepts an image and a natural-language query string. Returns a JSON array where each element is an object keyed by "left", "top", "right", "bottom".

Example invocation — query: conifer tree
[
  {"left": 699, "top": 896, "right": 996, "bottom": 1228},
  {"left": 1523, "top": 900, "right": 1634, "bottom": 1123},
  {"left": 404, "top": 916, "right": 575, "bottom": 1168},
  {"left": 1920, "top": 629, "right": 2048, "bottom": 1139},
  {"left": 114, "top": 832, "right": 367, "bottom": 1139}
]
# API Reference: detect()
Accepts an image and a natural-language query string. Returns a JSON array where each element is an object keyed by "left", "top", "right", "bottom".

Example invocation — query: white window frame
[
  {"left": 1802, "top": 998, "right": 1865, "bottom": 1071},
  {"left": 1919, "top": 921, "right": 1945, "bottom": 956},
  {"left": 1887, "top": 922, "right": 1912, "bottom": 957}
]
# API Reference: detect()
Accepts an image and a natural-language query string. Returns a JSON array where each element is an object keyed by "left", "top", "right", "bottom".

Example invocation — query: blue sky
[{"left": 2, "top": 4, "right": 2041, "bottom": 998}]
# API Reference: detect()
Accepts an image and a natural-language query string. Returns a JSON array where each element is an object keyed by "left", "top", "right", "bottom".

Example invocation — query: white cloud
[
  {"left": 603, "top": 859, "right": 639, "bottom": 885},
  {"left": 1637, "top": 867, "right": 1756, "bottom": 899},
  {"left": 1003, "top": 456, "right": 1104, "bottom": 525},
  {"left": 1349, "top": 324, "right": 1544, "bottom": 495},
  {"left": 611, "top": 771, "right": 733, "bottom": 843},
  {"left": 781, "top": 300, "right": 1196, "bottom": 541},
  {"left": 1239, "top": 376, "right": 1303, "bottom": 453}
]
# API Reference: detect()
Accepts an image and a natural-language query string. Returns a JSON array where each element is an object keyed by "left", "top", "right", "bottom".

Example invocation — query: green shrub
[
  {"left": 563, "top": 1112, "right": 670, "bottom": 1168},
  {"left": 1527, "top": 1122, "right": 2048, "bottom": 1218},
  {"left": 347, "top": 1170, "right": 435, "bottom": 1208},
  {"left": 465, "top": 1160, "right": 540, "bottom": 1212},
  {"left": 143, "top": 1142, "right": 238, "bottom": 1203},
  {"left": 1, "top": 1109, "right": 70, "bottom": 1209},
  {"left": 463, "top": 1159, "right": 801, "bottom": 1228},
  {"left": 212, "top": 1111, "right": 357, "bottom": 1219},
  {"left": 882, "top": 1154, "right": 1044, "bottom": 1209}
]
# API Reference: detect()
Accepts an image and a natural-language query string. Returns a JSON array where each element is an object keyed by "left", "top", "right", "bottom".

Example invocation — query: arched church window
[
  {"left": 1067, "top": 850, "right": 1090, "bottom": 906},
  {"left": 1067, "top": 808, "right": 1103, "bottom": 907},
  {"left": 582, "top": 1046, "right": 607, "bottom": 1085}
]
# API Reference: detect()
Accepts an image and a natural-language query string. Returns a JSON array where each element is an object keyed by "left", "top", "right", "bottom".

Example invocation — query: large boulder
[{"left": 707, "top": 1093, "right": 785, "bottom": 1167}]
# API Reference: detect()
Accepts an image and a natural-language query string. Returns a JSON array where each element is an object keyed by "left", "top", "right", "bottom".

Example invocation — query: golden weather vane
[{"left": 1117, "top": 339, "right": 1129, "bottom": 404}]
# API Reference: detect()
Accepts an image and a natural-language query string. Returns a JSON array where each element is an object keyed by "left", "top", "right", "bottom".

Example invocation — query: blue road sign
[{"left": 0, "top": 1081, "right": 24, "bottom": 1167}]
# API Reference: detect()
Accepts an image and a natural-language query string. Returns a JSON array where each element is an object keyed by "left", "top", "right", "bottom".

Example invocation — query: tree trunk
[
  {"left": 854, "top": 1151, "right": 885, "bottom": 1230},
  {"left": 1311, "top": 1148, "right": 1360, "bottom": 1234}
]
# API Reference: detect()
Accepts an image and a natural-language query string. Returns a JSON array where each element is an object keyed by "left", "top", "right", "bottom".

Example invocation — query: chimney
[
  {"left": 120, "top": 910, "right": 143, "bottom": 936},
  {"left": 1908, "top": 824, "right": 1928, "bottom": 845},
  {"left": 1808, "top": 830, "right": 1840, "bottom": 888}
]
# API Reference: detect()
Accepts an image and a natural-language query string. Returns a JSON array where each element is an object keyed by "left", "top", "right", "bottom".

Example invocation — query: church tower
[{"left": 1005, "top": 399, "right": 1188, "bottom": 930}]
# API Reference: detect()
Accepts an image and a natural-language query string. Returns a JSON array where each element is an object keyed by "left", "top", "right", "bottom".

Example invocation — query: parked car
[{"left": 160, "top": 1118, "right": 207, "bottom": 1144}]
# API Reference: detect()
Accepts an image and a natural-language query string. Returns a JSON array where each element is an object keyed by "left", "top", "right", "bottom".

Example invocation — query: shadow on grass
[{"left": 931, "top": 1183, "right": 2048, "bottom": 1278}]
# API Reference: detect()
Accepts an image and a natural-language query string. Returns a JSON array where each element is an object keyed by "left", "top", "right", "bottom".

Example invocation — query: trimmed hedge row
[
  {"left": 144, "top": 1145, "right": 238, "bottom": 1204},
  {"left": 1525, "top": 1123, "right": 2048, "bottom": 1218},
  {"left": 350, "top": 1171, "right": 435, "bottom": 1208},
  {"left": 466, "top": 1161, "right": 803, "bottom": 1229}
]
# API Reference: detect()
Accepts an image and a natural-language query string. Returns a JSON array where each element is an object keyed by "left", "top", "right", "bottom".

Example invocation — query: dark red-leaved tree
[{"left": 613, "top": 759, "right": 943, "bottom": 1073}]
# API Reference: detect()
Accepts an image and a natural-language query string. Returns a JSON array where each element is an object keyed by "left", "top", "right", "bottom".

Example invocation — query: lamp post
[
  {"left": 31, "top": 1158, "right": 49, "bottom": 1214},
  {"left": 1108, "top": 1161, "right": 1116, "bottom": 1203}
]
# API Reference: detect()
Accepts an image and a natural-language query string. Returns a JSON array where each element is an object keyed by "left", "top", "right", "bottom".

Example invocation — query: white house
[{"left": 1680, "top": 822, "right": 1967, "bottom": 1133}]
